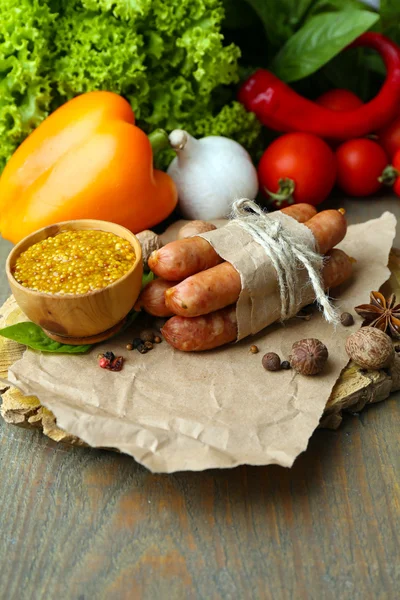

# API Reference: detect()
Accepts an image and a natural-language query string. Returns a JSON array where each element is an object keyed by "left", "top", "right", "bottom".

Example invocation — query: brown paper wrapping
[
  {"left": 4, "top": 212, "right": 396, "bottom": 473},
  {"left": 200, "top": 211, "right": 320, "bottom": 340}
]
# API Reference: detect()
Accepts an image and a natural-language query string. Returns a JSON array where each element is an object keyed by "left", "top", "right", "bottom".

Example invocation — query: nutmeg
[
  {"left": 289, "top": 338, "right": 328, "bottom": 375},
  {"left": 136, "top": 230, "right": 163, "bottom": 270},
  {"left": 262, "top": 352, "right": 281, "bottom": 371},
  {"left": 178, "top": 220, "right": 217, "bottom": 239},
  {"left": 345, "top": 327, "right": 394, "bottom": 370}
]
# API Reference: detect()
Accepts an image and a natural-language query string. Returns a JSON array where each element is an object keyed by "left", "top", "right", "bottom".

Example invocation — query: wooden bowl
[{"left": 6, "top": 220, "right": 143, "bottom": 345}]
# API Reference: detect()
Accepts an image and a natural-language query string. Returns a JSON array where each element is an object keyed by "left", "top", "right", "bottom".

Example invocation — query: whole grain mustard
[{"left": 12, "top": 230, "right": 135, "bottom": 294}]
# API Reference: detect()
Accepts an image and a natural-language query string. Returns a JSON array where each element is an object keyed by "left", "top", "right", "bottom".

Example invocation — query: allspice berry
[
  {"left": 345, "top": 327, "right": 394, "bottom": 370},
  {"left": 340, "top": 312, "right": 354, "bottom": 327},
  {"left": 140, "top": 329, "right": 155, "bottom": 343},
  {"left": 281, "top": 361, "right": 291, "bottom": 370},
  {"left": 262, "top": 352, "right": 281, "bottom": 371},
  {"left": 290, "top": 338, "right": 328, "bottom": 375}
]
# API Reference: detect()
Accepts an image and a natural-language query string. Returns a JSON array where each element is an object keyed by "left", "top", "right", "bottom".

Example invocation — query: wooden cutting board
[{"left": 1, "top": 250, "right": 400, "bottom": 446}]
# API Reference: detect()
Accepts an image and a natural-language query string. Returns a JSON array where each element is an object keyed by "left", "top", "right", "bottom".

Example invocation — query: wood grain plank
[
  {"left": 0, "top": 401, "right": 399, "bottom": 600},
  {"left": 1, "top": 199, "right": 400, "bottom": 599}
]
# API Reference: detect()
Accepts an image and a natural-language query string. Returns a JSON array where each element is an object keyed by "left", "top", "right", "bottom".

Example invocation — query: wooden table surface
[{"left": 1, "top": 197, "right": 400, "bottom": 600}]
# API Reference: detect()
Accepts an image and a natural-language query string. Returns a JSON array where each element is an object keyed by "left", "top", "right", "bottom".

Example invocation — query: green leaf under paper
[
  {"left": 0, "top": 322, "right": 92, "bottom": 353},
  {"left": 0, "top": 272, "right": 155, "bottom": 352},
  {"left": 270, "top": 9, "right": 379, "bottom": 81},
  {"left": 141, "top": 271, "right": 155, "bottom": 288}
]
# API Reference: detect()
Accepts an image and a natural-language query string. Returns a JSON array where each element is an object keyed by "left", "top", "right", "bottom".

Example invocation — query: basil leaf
[
  {"left": 142, "top": 270, "right": 155, "bottom": 288},
  {"left": 0, "top": 272, "right": 154, "bottom": 352},
  {"left": 379, "top": 0, "right": 400, "bottom": 45},
  {"left": 271, "top": 9, "right": 379, "bottom": 82},
  {"left": 308, "top": 0, "right": 372, "bottom": 15},
  {"left": 244, "top": 0, "right": 315, "bottom": 47},
  {"left": 0, "top": 322, "right": 92, "bottom": 353}
]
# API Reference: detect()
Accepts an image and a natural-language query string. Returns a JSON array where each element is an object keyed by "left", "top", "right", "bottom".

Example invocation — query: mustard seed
[{"left": 12, "top": 230, "right": 135, "bottom": 294}]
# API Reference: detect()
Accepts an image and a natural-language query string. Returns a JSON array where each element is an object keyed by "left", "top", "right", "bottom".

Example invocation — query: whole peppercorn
[
  {"left": 154, "top": 336, "right": 162, "bottom": 344},
  {"left": 289, "top": 338, "right": 328, "bottom": 375},
  {"left": 281, "top": 360, "right": 291, "bottom": 370},
  {"left": 345, "top": 327, "right": 394, "bottom": 370},
  {"left": 140, "top": 329, "right": 155, "bottom": 343},
  {"left": 340, "top": 312, "right": 354, "bottom": 326},
  {"left": 99, "top": 356, "right": 109, "bottom": 369},
  {"left": 262, "top": 352, "right": 281, "bottom": 371},
  {"left": 126, "top": 343, "right": 133, "bottom": 351},
  {"left": 250, "top": 344, "right": 259, "bottom": 354}
]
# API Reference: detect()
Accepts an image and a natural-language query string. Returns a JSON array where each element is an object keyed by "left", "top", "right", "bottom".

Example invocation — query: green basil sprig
[
  {"left": 0, "top": 322, "right": 92, "bottom": 353},
  {"left": 0, "top": 271, "right": 155, "bottom": 353},
  {"left": 271, "top": 8, "right": 379, "bottom": 82}
]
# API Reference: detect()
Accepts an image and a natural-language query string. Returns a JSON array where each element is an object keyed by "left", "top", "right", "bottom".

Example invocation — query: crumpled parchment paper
[{"left": 5, "top": 212, "right": 396, "bottom": 473}]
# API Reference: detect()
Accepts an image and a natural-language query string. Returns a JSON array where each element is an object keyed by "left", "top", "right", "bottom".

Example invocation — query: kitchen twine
[{"left": 230, "top": 199, "right": 340, "bottom": 325}]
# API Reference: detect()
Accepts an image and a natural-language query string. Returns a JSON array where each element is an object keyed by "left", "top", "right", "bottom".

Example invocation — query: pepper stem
[
  {"left": 148, "top": 129, "right": 170, "bottom": 155},
  {"left": 379, "top": 165, "right": 399, "bottom": 186},
  {"left": 264, "top": 178, "right": 296, "bottom": 207}
]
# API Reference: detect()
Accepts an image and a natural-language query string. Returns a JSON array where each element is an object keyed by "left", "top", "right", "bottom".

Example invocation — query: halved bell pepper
[{"left": 0, "top": 91, "right": 177, "bottom": 244}]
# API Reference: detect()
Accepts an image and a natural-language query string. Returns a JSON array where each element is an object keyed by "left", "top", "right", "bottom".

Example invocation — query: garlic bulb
[{"left": 167, "top": 130, "right": 259, "bottom": 220}]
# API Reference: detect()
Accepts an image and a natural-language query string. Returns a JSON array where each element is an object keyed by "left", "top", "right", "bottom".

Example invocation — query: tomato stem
[
  {"left": 264, "top": 178, "right": 295, "bottom": 207},
  {"left": 379, "top": 165, "right": 399, "bottom": 186}
]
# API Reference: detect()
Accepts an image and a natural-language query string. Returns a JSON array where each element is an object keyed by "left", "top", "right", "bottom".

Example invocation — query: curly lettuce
[{"left": 0, "top": 0, "right": 260, "bottom": 171}]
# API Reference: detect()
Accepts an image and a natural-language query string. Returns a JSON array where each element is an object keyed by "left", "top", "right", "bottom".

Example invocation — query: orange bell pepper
[{"left": 0, "top": 91, "right": 177, "bottom": 244}]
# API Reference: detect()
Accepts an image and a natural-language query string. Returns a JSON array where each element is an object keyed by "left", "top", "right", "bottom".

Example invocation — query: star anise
[{"left": 355, "top": 291, "right": 400, "bottom": 338}]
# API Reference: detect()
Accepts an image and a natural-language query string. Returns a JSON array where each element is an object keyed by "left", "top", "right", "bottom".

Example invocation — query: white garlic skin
[{"left": 167, "top": 131, "right": 259, "bottom": 221}]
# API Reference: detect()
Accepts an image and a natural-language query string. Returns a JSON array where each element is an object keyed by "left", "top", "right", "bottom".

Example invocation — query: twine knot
[{"left": 230, "top": 199, "right": 339, "bottom": 324}]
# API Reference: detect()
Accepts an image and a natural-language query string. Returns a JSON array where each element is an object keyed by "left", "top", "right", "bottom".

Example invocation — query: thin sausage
[
  {"left": 322, "top": 248, "right": 354, "bottom": 289},
  {"left": 133, "top": 278, "right": 176, "bottom": 317},
  {"left": 162, "top": 305, "right": 238, "bottom": 352},
  {"left": 305, "top": 210, "right": 347, "bottom": 254},
  {"left": 162, "top": 249, "right": 354, "bottom": 351},
  {"left": 165, "top": 233, "right": 351, "bottom": 318},
  {"left": 165, "top": 262, "right": 240, "bottom": 317},
  {"left": 165, "top": 263, "right": 241, "bottom": 317},
  {"left": 149, "top": 204, "right": 319, "bottom": 281},
  {"left": 280, "top": 203, "right": 317, "bottom": 222},
  {"left": 148, "top": 237, "right": 223, "bottom": 281}
]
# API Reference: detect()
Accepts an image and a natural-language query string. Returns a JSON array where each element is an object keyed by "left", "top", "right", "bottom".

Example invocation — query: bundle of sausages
[{"left": 135, "top": 204, "right": 352, "bottom": 351}]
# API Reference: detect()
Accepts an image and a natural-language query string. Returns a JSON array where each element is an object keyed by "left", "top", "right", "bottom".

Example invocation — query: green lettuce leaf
[{"left": 0, "top": 0, "right": 261, "bottom": 172}]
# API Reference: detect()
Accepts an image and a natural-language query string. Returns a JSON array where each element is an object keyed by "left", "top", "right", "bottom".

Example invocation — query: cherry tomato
[
  {"left": 316, "top": 89, "right": 364, "bottom": 111},
  {"left": 258, "top": 132, "right": 337, "bottom": 207},
  {"left": 377, "top": 116, "right": 400, "bottom": 159},
  {"left": 392, "top": 149, "right": 400, "bottom": 197},
  {"left": 335, "top": 139, "right": 388, "bottom": 197}
]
